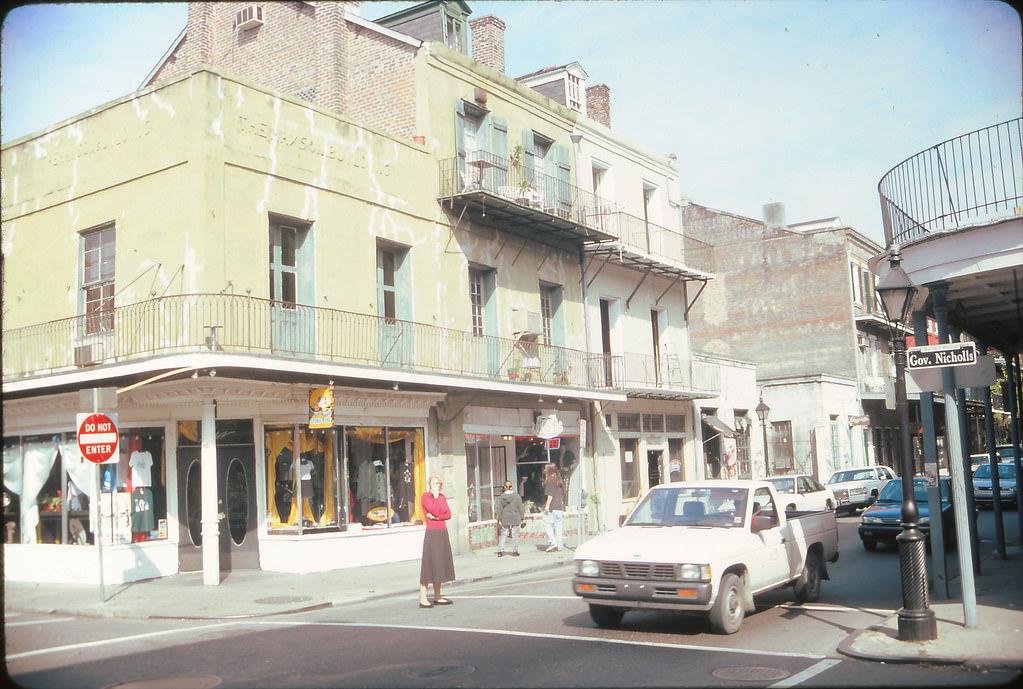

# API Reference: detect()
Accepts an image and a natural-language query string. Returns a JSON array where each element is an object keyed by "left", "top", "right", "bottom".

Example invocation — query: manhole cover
[
  {"left": 104, "top": 675, "right": 221, "bottom": 689},
  {"left": 712, "top": 666, "right": 790, "bottom": 681},
  {"left": 402, "top": 664, "right": 476, "bottom": 680},
  {"left": 254, "top": 595, "right": 313, "bottom": 605}
]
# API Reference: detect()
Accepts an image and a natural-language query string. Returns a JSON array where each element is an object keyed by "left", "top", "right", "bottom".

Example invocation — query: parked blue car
[
  {"left": 972, "top": 462, "right": 1018, "bottom": 508},
  {"left": 858, "top": 477, "right": 954, "bottom": 551}
]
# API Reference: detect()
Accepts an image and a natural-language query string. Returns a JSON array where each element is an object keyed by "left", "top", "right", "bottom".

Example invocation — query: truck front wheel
[
  {"left": 589, "top": 604, "right": 624, "bottom": 628},
  {"left": 709, "top": 573, "right": 746, "bottom": 634}
]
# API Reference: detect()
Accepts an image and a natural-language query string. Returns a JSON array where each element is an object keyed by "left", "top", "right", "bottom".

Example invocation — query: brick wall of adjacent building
[
  {"left": 347, "top": 24, "right": 418, "bottom": 140},
  {"left": 145, "top": 1, "right": 417, "bottom": 139},
  {"left": 682, "top": 203, "right": 858, "bottom": 380}
]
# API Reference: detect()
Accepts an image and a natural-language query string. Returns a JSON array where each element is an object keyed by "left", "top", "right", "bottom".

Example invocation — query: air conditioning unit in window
[
  {"left": 236, "top": 5, "right": 264, "bottom": 30},
  {"left": 512, "top": 309, "right": 541, "bottom": 338},
  {"left": 74, "top": 344, "right": 100, "bottom": 367}
]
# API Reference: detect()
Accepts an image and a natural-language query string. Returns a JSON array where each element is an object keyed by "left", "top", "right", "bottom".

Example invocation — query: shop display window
[
  {"left": 1, "top": 429, "right": 166, "bottom": 545},
  {"left": 513, "top": 435, "right": 581, "bottom": 511},
  {"left": 465, "top": 435, "right": 507, "bottom": 523},
  {"left": 264, "top": 424, "right": 425, "bottom": 533}
]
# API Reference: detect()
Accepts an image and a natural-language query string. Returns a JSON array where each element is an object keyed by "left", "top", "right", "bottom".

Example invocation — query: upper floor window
[
  {"left": 445, "top": 15, "right": 463, "bottom": 52},
  {"left": 470, "top": 268, "right": 485, "bottom": 336},
  {"left": 80, "top": 224, "right": 115, "bottom": 334},
  {"left": 567, "top": 73, "right": 582, "bottom": 112}
]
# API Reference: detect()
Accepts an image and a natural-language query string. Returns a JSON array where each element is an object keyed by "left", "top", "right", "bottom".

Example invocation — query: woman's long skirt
[{"left": 420, "top": 528, "right": 456, "bottom": 585}]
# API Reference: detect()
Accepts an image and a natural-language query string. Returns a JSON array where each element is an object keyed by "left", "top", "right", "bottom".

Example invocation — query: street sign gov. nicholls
[{"left": 907, "top": 341, "right": 978, "bottom": 370}]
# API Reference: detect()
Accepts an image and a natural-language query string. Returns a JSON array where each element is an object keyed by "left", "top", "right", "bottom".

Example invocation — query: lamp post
[
  {"left": 876, "top": 245, "right": 937, "bottom": 642},
  {"left": 755, "top": 399, "right": 770, "bottom": 478}
]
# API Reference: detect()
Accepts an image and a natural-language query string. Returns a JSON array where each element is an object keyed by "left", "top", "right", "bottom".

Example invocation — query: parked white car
[
  {"left": 825, "top": 466, "right": 898, "bottom": 514},
  {"left": 766, "top": 475, "right": 838, "bottom": 512}
]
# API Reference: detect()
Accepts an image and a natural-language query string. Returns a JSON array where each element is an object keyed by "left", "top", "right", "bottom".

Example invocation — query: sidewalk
[{"left": 5, "top": 541, "right": 1023, "bottom": 669}]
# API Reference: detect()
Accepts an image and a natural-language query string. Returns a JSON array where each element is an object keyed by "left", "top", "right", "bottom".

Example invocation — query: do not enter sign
[{"left": 77, "top": 412, "right": 119, "bottom": 464}]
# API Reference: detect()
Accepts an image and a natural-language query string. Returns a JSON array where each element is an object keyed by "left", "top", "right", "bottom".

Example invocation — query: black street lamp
[
  {"left": 875, "top": 245, "right": 937, "bottom": 642},
  {"left": 755, "top": 399, "right": 770, "bottom": 478}
]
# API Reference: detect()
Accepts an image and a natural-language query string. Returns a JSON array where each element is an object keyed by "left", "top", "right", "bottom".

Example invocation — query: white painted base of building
[{"left": 3, "top": 541, "right": 179, "bottom": 585}]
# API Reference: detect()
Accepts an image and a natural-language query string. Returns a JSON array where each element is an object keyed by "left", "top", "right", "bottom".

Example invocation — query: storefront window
[
  {"left": 465, "top": 435, "right": 507, "bottom": 523},
  {"left": 2, "top": 428, "right": 166, "bottom": 545},
  {"left": 514, "top": 435, "right": 581, "bottom": 510},
  {"left": 266, "top": 425, "right": 337, "bottom": 531},
  {"left": 347, "top": 427, "right": 424, "bottom": 528},
  {"left": 265, "top": 424, "right": 425, "bottom": 533},
  {"left": 620, "top": 438, "right": 640, "bottom": 500}
]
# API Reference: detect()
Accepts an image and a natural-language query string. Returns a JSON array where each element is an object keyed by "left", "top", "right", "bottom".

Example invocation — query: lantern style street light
[
  {"left": 875, "top": 245, "right": 937, "bottom": 642},
  {"left": 755, "top": 398, "right": 770, "bottom": 478}
]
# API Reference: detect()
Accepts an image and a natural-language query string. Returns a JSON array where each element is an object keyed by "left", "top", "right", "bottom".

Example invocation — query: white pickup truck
[{"left": 572, "top": 480, "right": 840, "bottom": 634}]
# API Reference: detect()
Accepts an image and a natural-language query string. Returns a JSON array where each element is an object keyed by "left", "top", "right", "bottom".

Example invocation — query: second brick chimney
[
  {"left": 470, "top": 15, "right": 505, "bottom": 74},
  {"left": 586, "top": 84, "right": 611, "bottom": 128}
]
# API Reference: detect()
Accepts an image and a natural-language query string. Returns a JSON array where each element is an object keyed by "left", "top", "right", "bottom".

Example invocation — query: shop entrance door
[
  {"left": 177, "top": 442, "right": 259, "bottom": 573},
  {"left": 647, "top": 449, "right": 664, "bottom": 488}
]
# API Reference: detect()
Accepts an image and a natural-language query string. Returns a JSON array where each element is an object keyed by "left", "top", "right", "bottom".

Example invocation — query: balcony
[
  {"left": 438, "top": 151, "right": 619, "bottom": 245},
  {"left": 878, "top": 117, "right": 1022, "bottom": 246},
  {"left": 615, "top": 351, "right": 721, "bottom": 400},
  {"left": 584, "top": 211, "right": 715, "bottom": 279},
  {"left": 2, "top": 294, "right": 629, "bottom": 395}
]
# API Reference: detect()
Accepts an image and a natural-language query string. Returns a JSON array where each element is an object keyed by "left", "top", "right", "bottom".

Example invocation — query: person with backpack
[{"left": 496, "top": 480, "right": 525, "bottom": 557}]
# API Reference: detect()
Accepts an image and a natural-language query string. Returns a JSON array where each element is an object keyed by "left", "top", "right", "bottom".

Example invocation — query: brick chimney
[
  {"left": 586, "top": 84, "right": 610, "bottom": 128},
  {"left": 470, "top": 15, "right": 505, "bottom": 74}
]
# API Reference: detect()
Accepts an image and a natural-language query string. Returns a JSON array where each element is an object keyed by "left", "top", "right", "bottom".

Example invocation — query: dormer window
[
  {"left": 568, "top": 73, "right": 582, "bottom": 112},
  {"left": 445, "top": 15, "right": 463, "bottom": 51}
]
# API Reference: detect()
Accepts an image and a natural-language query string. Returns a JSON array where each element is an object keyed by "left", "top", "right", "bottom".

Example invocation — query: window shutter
[{"left": 554, "top": 143, "right": 572, "bottom": 218}]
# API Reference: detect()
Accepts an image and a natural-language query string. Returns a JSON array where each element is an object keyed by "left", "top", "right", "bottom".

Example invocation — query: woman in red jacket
[{"left": 419, "top": 474, "right": 456, "bottom": 608}]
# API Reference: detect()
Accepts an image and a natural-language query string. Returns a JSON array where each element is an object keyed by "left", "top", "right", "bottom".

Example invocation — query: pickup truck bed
[{"left": 572, "top": 480, "right": 839, "bottom": 634}]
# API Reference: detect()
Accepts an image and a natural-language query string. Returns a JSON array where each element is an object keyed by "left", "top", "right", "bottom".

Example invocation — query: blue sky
[{"left": 2, "top": 1, "right": 1019, "bottom": 244}]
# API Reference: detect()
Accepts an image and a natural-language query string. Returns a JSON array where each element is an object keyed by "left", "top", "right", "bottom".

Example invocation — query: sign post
[{"left": 77, "top": 410, "right": 118, "bottom": 602}]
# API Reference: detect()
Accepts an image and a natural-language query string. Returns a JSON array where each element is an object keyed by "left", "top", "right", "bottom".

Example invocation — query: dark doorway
[{"left": 177, "top": 420, "right": 259, "bottom": 572}]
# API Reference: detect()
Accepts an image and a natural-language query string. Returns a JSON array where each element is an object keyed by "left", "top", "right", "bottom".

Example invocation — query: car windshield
[
  {"left": 828, "top": 469, "right": 873, "bottom": 484},
  {"left": 626, "top": 486, "right": 749, "bottom": 528},
  {"left": 877, "top": 478, "right": 950, "bottom": 503},
  {"left": 974, "top": 464, "right": 1016, "bottom": 480},
  {"left": 768, "top": 478, "right": 794, "bottom": 493}
]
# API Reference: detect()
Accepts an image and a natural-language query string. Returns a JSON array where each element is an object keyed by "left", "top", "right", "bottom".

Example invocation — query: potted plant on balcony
[{"left": 507, "top": 367, "right": 520, "bottom": 381}]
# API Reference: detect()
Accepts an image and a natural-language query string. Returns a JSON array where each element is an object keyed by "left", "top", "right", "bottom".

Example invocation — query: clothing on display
[
  {"left": 130, "top": 487, "right": 155, "bottom": 534},
  {"left": 129, "top": 450, "right": 154, "bottom": 488}
]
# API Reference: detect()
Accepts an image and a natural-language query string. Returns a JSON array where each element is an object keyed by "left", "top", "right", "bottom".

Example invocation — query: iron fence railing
[
  {"left": 4, "top": 294, "right": 716, "bottom": 394},
  {"left": 439, "top": 151, "right": 619, "bottom": 238},
  {"left": 878, "top": 117, "right": 1023, "bottom": 246},
  {"left": 598, "top": 210, "right": 716, "bottom": 275}
]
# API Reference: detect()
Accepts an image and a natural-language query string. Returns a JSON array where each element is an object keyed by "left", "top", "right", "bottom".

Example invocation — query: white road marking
[
  {"left": 769, "top": 658, "right": 843, "bottom": 687},
  {"left": 246, "top": 619, "right": 828, "bottom": 660},
  {"left": 778, "top": 603, "right": 896, "bottom": 615},
  {"left": 5, "top": 621, "right": 246, "bottom": 661}
]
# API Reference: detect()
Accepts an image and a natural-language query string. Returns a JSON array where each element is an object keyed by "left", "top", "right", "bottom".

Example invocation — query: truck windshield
[{"left": 626, "top": 487, "right": 749, "bottom": 528}]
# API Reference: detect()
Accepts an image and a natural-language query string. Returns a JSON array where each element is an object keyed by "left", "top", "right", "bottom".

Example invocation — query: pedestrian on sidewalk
[
  {"left": 496, "top": 480, "right": 525, "bottom": 557},
  {"left": 419, "top": 474, "right": 456, "bottom": 608},
  {"left": 542, "top": 463, "right": 566, "bottom": 552}
]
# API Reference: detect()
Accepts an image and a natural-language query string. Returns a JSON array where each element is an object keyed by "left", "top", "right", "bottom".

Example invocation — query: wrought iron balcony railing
[
  {"left": 878, "top": 117, "right": 1023, "bottom": 246},
  {"left": 593, "top": 210, "right": 716, "bottom": 275},
  {"left": 2, "top": 294, "right": 638, "bottom": 393},
  {"left": 438, "top": 151, "right": 619, "bottom": 241}
]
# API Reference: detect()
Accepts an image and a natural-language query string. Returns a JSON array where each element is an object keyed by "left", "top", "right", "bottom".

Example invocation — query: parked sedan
[
  {"left": 826, "top": 465, "right": 897, "bottom": 514},
  {"left": 858, "top": 477, "right": 954, "bottom": 551},
  {"left": 972, "top": 462, "right": 1018, "bottom": 508},
  {"left": 766, "top": 475, "right": 837, "bottom": 512}
]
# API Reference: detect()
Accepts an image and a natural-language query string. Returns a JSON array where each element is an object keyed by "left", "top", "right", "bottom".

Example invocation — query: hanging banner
[{"left": 309, "top": 386, "right": 334, "bottom": 429}]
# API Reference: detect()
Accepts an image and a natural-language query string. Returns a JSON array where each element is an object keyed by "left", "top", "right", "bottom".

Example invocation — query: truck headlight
[
  {"left": 862, "top": 515, "right": 880, "bottom": 524},
  {"left": 679, "top": 564, "right": 710, "bottom": 581},
  {"left": 578, "top": 560, "right": 599, "bottom": 577}
]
